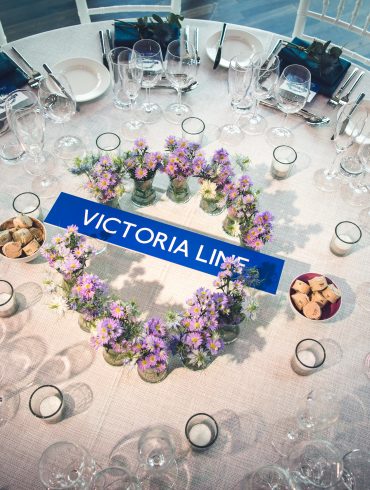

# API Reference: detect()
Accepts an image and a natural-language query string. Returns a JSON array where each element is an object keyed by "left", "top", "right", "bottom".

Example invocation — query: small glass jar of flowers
[
  {"left": 167, "top": 288, "right": 224, "bottom": 370},
  {"left": 196, "top": 148, "right": 234, "bottom": 215},
  {"left": 90, "top": 299, "right": 142, "bottom": 366},
  {"left": 213, "top": 257, "right": 259, "bottom": 344},
  {"left": 124, "top": 138, "right": 164, "bottom": 207},
  {"left": 42, "top": 225, "right": 95, "bottom": 291},
  {"left": 134, "top": 318, "right": 171, "bottom": 382},
  {"left": 69, "top": 154, "right": 126, "bottom": 207},
  {"left": 162, "top": 136, "right": 205, "bottom": 203},
  {"left": 223, "top": 174, "right": 260, "bottom": 237},
  {"left": 239, "top": 210, "right": 274, "bottom": 251}
]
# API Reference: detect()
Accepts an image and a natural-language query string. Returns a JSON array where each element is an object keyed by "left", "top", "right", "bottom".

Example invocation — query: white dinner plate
[
  {"left": 53, "top": 57, "right": 110, "bottom": 102},
  {"left": 206, "top": 28, "right": 264, "bottom": 68}
]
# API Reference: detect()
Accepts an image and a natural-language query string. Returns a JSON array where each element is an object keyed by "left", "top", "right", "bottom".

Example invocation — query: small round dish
[
  {"left": 53, "top": 57, "right": 111, "bottom": 102},
  {"left": 0, "top": 216, "right": 46, "bottom": 263},
  {"left": 289, "top": 272, "right": 342, "bottom": 321}
]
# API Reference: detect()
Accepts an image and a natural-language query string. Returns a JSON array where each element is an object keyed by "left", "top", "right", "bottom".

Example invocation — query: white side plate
[
  {"left": 206, "top": 29, "right": 264, "bottom": 68},
  {"left": 53, "top": 57, "right": 111, "bottom": 102}
]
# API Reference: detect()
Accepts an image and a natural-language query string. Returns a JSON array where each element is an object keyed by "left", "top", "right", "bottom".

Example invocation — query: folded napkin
[
  {"left": 114, "top": 21, "right": 180, "bottom": 56},
  {"left": 278, "top": 37, "right": 351, "bottom": 97},
  {"left": 0, "top": 52, "right": 29, "bottom": 96}
]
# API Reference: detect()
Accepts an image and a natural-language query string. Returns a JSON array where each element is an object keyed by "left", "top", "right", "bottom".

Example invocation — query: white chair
[
  {"left": 75, "top": 0, "right": 182, "bottom": 24},
  {"left": 0, "top": 19, "right": 7, "bottom": 47},
  {"left": 293, "top": 0, "right": 370, "bottom": 65}
]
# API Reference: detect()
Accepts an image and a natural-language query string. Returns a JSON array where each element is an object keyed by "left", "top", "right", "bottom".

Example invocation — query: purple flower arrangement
[
  {"left": 124, "top": 138, "right": 164, "bottom": 180},
  {"left": 42, "top": 225, "right": 95, "bottom": 282},
  {"left": 162, "top": 135, "right": 206, "bottom": 179},
  {"left": 196, "top": 148, "right": 234, "bottom": 206},
  {"left": 70, "top": 154, "right": 125, "bottom": 203},
  {"left": 68, "top": 273, "right": 109, "bottom": 321},
  {"left": 240, "top": 210, "right": 274, "bottom": 251},
  {"left": 135, "top": 318, "right": 170, "bottom": 374}
]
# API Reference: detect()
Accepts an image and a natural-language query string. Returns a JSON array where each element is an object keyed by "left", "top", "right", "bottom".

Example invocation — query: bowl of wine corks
[
  {"left": 289, "top": 272, "right": 342, "bottom": 321},
  {"left": 0, "top": 215, "right": 46, "bottom": 263}
]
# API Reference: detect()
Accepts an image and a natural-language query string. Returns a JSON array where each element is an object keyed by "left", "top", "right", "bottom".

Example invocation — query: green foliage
[{"left": 287, "top": 39, "right": 342, "bottom": 76}]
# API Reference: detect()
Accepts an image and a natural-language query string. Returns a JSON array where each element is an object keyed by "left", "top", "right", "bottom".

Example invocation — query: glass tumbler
[
  {"left": 181, "top": 117, "right": 205, "bottom": 145},
  {"left": 185, "top": 413, "right": 218, "bottom": 450},
  {"left": 12, "top": 192, "right": 42, "bottom": 220},
  {"left": 0, "top": 280, "right": 18, "bottom": 317},
  {"left": 271, "top": 145, "right": 297, "bottom": 179},
  {"left": 329, "top": 221, "right": 362, "bottom": 256}
]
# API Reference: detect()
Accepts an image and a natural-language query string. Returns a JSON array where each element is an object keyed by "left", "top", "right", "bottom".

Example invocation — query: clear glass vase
[
  {"left": 131, "top": 177, "right": 156, "bottom": 207},
  {"left": 137, "top": 365, "right": 168, "bottom": 383},
  {"left": 180, "top": 352, "right": 213, "bottom": 371},
  {"left": 199, "top": 196, "right": 225, "bottom": 215},
  {"left": 218, "top": 309, "right": 245, "bottom": 344},
  {"left": 78, "top": 314, "right": 95, "bottom": 333},
  {"left": 166, "top": 176, "right": 191, "bottom": 203},
  {"left": 222, "top": 212, "right": 240, "bottom": 237},
  {"left": 100, "top": 197, "right": 121, "bottom": 209},
  {"left": 102, "top": 348, "right": 126, "bottom": 366}
]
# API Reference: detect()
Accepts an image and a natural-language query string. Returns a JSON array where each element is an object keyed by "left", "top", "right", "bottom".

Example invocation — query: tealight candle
[
  {"left": 12, "top": 192, "right": 42, "bottom": 220},
  {"left": 271, "top": 145, "right": 297, "bottom": 179},
  {"left": 291, "top": 339, "right": 326, "bottom": 376},
  {"left": 330, "top": 221, "right": 362, "bottom": 256},
  {"left": 185, "top": 413, "right": 218, "bottom": 450},
  {"left": 29, "top": 385, "right": 64, "bottom": 423},
  {"left": 0, "top": 281, "right": 18, "bottom": 318}
]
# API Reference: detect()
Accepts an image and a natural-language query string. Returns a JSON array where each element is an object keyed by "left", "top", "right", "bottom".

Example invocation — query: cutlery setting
[
  {"left": 213, "top": 23, "right": 227, "bottom": 70},
  {"left": 260, "top": 99, "right": 330, "bottom": 126},
  {"left": 327, "top": 69, "right": 365, "bottom": 107}
]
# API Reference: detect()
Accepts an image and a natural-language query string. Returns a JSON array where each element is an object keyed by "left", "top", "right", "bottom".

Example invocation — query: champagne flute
[
  {"left": 164, "top": 38, "right": 197, "bottom": 125},
  {"left": 133, "top": 39, "right": 163, "bottom": 124},
  {"left": 266, "top": 64, "right": 311, "bottom": 146},
  {"left": 341, "top": 137, "right": 370, "bottom": 206},
  {"left": 38, "top": 73, "right": 85, "bottom": 160},
  {"left": 118, "top": 47, "right": 146, "bottom": 140},
  {"left": 240, "top": 55, "right": 280, "bottom": 135},
  {"left": 12, "top": 107, "right": 60, "bottom": 198},
  {"left": 219, "top": 56, "right": 256, "bottom": 144}
]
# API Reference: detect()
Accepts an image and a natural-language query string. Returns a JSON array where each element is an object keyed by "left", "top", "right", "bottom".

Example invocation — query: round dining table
[{"left": 0, "top": 17, "right": 369, "bottom": 490}]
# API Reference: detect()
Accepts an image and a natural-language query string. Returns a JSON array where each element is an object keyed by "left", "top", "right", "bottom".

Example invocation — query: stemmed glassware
[
  {"left": 314, "top": 104, "right": 367, "bottom": 192},
  {"left": 118, "top": 47, "right": 145, "bottom": 140},
  {"left": 136, "top": 428, "right": 178, "bottom": 489},
  {"left": 164, "top": 38, "right": 197, "bottom": 125},
  {"left": 266, "top": 64, "right": 311, "bottom": 146},
  {"left": 251, "top": 465, "right": 296, "bottom": 489},
  {"left": 133, "top": 39, "right": 164, "bottom": 124},
  {"left": 219, "top": 56, "right": 257, "bottom": 144},
  {"left": 341, "top": 137, "right": 370, "bottom": 207},
  {"left": 241, "top": 55, "right": 280, "bottom": 135},
  {"left": 12, "top": 107, "right": 60, "bottom": 198},
  {"left": 38, "top": 73, "right": 85, "bottom": 160}
]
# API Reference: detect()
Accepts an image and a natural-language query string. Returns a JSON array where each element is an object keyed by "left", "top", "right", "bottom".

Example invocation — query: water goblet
[
  {"left": 136, "top": 427, "right": 178, "bottom": 489},
  {"left": 164, "top": 38, "right": 197, "bottom": 125},
  {"left": 251, "top": 465, "right": 296, "bottom": 489},
  {"left": 314, "top": 104, "right": 367, "bottom": 192},
  {"left": 118, "top": 48, "right": 146, "bottom": 140},
  {"left": 241, "top": 55, "right": 280, "bottom": 135},
  {"left": 38, "top": 441, "right": 96, "bottom": 489},
  {"left": 12, "top": 107, "right": 60, "bottom": 198},
  {"left": 38, "top": 73, "right": 85, "bottom": 160},
  {"left": 219, "top": 56, "right": 257, "bottom": 144},
  {"left": 266, "top": 64, "right": 311, "bottom": 146},
  {"left": 133, "top": 39, "right": 163, "bottom": 124}
]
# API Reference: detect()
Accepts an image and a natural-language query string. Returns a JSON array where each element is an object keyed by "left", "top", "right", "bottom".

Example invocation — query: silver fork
[
  {"left": 327, "top": 68, "right": 359, "bottom": 107},
  {"left": 11, "top": 47, "right": 43, "bottom": 87},
  {"left": 338, "top": 72, "right": 365, "bottom": 105}
]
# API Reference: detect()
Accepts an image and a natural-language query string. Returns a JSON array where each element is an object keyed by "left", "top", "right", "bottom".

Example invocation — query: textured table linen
[{"left": 0, "top": 19, "right": 369, "bottom": 490}]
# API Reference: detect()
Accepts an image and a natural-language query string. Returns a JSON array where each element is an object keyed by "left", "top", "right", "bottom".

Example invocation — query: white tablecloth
[{"left": 0, "top": 19, "right": 369, "bottom": 490}]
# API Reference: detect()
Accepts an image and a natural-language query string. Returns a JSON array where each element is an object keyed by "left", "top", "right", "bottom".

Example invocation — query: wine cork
[
  {"left": 308, "top": 276, "right": 328, "bottom": 292},
  {"left": 322, "top": 284, "right": 341, "bottom": 304},
  {"left": 3, "top": 241, "right": 22, "bottom": 258},
  {"left": 291, "top": 292, "right": 309, "bottom": 311},
  {"left": 13, "top": 215, "right": 33, "bottom": 228},
  {"left": 292, "top": 279, "right": 310, "bottom": 295},
  {"left": 303, "top": 301, "right": 321, "bottom": 320},
  {"left": 311, "top": 291, "right": 328, "bottom": 308},
  {"left": 29, "top": 227, "right": 43, "bottom": 242},
  {"left": 23, "top": 239, "right": 40, "bottom": 256},
  {"left": 13, "top": 228, "right": 33, "bottom": 246},
  {"left": 0, "top": 230, "right": 12, "bottom": 247}
]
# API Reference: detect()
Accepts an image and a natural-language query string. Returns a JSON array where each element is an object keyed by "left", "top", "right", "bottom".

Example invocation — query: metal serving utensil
[{"left": 260, "top": 99, "right": 330, "bottom": 126}]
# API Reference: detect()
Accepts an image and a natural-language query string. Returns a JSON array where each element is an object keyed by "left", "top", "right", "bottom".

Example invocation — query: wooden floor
[{"left": 0, "top": 0, "right": 369, "bottom": 60}]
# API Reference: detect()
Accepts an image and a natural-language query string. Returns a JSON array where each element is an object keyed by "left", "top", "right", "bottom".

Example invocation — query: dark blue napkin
[
  {"left": 278, "top": 37, "right": 351, "bottom": 97},
  {"left": 114, "top": 21, "right": 180, "bottom": 57},
  {"left": 0, "top": 52, "right": 29, "bottom": 96}
]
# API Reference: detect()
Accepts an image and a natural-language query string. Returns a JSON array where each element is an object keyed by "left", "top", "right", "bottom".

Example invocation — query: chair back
[
  {"left": 293, "top": 0, "right": 370, "bottom": 65},
  {"left": 75, "top": 0, "right": 182, "bottom": 24}
]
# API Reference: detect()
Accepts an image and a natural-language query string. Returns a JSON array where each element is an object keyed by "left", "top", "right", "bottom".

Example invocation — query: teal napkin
[
  {"left": 279, "top": 37, "right": 351, "bottom": 97},
  {"left": 0, "top": 52, "right": 29, "bottom": 96},
  {"left": 114, "top": 21, "right": 180, "bottom": 56}
]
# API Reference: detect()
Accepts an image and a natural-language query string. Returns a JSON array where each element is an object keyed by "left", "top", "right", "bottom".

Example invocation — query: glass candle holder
[
  {"left": 0, "top": 280, "right": 18, "bottom": 317},
  {"left": 0, "top": 137, "right": 24, "bottom": 165},
  {"left": 330, "top": 221, "right": 362, "bottom": 256},
  {"left": 291, "top": 339, "right": 326, "bottom": 376},
  {"left": 181, "top": 117, "right": 205, "bottom": 145},
  {"left": 271, "top": 145, "right": 297, "bottom": 179},
  {"left": 96, "top": 132, "right": 121, "bottom": 153},
  {"left": 12, "top": 192, "right": 42, "bottom": 220},
  {"left": 29, "top": 384, "right": 64, "bottom": 423},
  {"left": 185, "top": 413, "right": 218, "bottom": 450}
]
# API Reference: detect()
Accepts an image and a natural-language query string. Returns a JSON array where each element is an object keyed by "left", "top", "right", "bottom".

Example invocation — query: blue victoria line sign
[{"left": 45, "top": 193, "right": 285, "bottom": 294}]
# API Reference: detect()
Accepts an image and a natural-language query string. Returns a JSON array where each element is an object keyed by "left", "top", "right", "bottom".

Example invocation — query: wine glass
[
  {"left": 164, "top": 38, "right": 197, "bottom": 125},
  {"left": 38, "top": 441, "right": 96, "bottom": 488},
  {"left": 266, "top": 64, "right": 311, "bottom": 146},
  {"left": 136, "top": 428, "right": 178, "bottom": 489},
  {"left": 251, "top": 465, "right": 296, "bottom": 489},
  {"left": 314, "top": 104, "right": 367, "bottom": 192},
  {"left": 240, "top": 55, "right": 280, "bottom": 135},
  {"left": 12, "top": 107, "right": 60, "bottom": 198},
  {"left": 341, "top": 137, "right": 370, "bottom": 207},
  {"left": 341, "top": 449, "right": 370, "bottom": 490},
  {"left": 38, "top": 73, "right": 85, "bottom": 160},
  {"left": 118, "top": 47, "right": 146, "bottom": 140},
  {"left": 133, "top": 39, "right": 163, "bottom": 124},
  {"left": 219, "top": 56, "right": 257, "bottom": 144}
]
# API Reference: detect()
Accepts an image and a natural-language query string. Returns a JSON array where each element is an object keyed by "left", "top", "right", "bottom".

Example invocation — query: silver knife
[
  {"left": 184, "top": 25, "right": 190, "bottom": 55},
  {"left": 332, "top": 92, "right": 365, "bottom": 139},
  {"left": 328, "top": 67, "right": 359, "bottom": 103},
  {"left": 42, "top": 63, "right": 74, "bottom": 101},
  {"left": 99, "top": 30, "right": 109, "bottom": 69},
  {"left": 261, "top": 39, "right": 284, "bottom": 69},
  {"left": 106, "top": 29, "right": 113, "bottom": 51},
  {"left": 194, "top": 27, "right": 200, "bottom": 64},
  {"left": 213, "top": 23, "right": 227, "bottom": 70}
]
